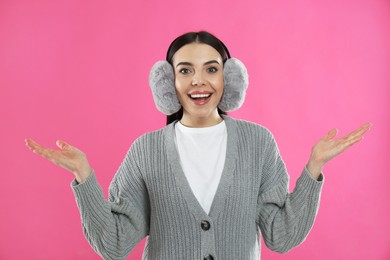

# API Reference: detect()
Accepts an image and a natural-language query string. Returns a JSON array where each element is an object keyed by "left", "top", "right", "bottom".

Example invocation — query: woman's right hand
[{"left": 25, "top": 139, "right": 92, "bottom": 183}]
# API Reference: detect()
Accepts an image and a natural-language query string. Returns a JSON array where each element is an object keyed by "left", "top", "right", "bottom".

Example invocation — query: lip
[
  {"left": 188, "top": 91, "right": 212, "bottom": 95},
  {"left": 187, "top": 91, "right": 213, "bottom": 106}
]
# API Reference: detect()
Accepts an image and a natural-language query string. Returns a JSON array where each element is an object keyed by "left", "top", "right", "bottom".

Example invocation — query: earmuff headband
[
  {"left": 149, "top": 57, "right": 248, "bottom": 115},
  {"left": 150, "top": 39, "right": 248, "bottom": 115}
]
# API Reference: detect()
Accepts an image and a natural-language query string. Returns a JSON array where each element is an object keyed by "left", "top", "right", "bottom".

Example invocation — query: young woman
[{"left": 25, "top": 31, "right": 371, "bottom": 260}]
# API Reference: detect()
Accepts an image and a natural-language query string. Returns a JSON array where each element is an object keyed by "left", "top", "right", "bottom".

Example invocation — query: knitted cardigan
[{"left": 72, "top": 115, "right": 323, "bottom": 260}]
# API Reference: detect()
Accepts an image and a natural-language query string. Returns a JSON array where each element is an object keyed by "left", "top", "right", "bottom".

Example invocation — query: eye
[
  {"left": 207, "top": 67, "right": 218, "bottom": 73},
  {"left": 179, "top": 68, "right": 191, "bottom": 74}
]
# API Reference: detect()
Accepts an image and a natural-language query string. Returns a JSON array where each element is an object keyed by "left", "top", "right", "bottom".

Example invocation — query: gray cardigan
[{"left": 72, "top": 116, "right": 323, "bottom": 260}]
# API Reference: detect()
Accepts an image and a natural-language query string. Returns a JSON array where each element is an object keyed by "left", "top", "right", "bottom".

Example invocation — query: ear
[
  {"left": 149, "top": 61, "right": 182, "bottom": 115},
  {"left": 219, "top": 58, "right": 249, "bottom": 112}
]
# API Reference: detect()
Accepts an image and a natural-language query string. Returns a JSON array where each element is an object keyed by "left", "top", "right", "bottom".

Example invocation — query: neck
[{"left": 180, "top": 111, "right": 223, "bottom": 128}]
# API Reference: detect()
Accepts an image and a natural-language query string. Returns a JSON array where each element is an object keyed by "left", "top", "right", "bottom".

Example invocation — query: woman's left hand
[{"left": 307, "top": 122, "right": 372, "bottom": 179}]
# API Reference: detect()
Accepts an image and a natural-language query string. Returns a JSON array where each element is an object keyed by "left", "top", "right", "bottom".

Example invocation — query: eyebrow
[{"left": 175, "top": 60, "right": 220, "bottom": 68}]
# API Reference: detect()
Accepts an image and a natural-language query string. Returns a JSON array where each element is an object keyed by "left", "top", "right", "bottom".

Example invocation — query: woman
[{"left": 25, "top": 31, "right": 371, "bottom": 260}]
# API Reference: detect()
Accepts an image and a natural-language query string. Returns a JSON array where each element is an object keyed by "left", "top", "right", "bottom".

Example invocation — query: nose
[{"left": 191, "top": 72, "right": 205, "bottom": 86}]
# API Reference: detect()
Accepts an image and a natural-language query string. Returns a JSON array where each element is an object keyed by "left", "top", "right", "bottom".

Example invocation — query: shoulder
[
  {"left": 129, "top": 123, "right": 173, "bottom": 151},
  {"left": 226, "top": 117, "right": 282, "bottom": 160},
  {"left": 225, "top": 116, "right": 274, "bottom": 140},
  {"left": 121, "top": 124, "right": 172, "bottom": 166}
]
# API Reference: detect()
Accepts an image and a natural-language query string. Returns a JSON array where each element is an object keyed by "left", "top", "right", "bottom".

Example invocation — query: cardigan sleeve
[
  {"left": 71, "top": 141, "right": 150, "bottom": 260},
  {"left": 256, "top": 130, "right": 323, "bottom": 253}
]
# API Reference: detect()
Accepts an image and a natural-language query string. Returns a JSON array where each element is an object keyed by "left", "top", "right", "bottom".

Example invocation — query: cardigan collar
[{"left": 165, "top": 115, "right": 238, "bottom": 221}]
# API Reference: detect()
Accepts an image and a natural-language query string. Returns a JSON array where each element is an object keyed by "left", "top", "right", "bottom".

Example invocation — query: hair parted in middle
[
  {"left": 166, "top": 31, "right": 231, "bottom": 65},
  {"left": 148, "top": 31, "right": 249, "bottom": 125}
]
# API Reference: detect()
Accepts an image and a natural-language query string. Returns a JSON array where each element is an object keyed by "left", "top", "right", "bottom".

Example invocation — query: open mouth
[
  {"left": 189, "top": 93, "right": 212, "bottom": 100},
  {"left": 188, "top": 93, "right": 212, "bottom": 105}
]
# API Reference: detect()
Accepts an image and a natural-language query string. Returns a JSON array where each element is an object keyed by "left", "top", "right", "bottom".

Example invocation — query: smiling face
[{"left": 172, "top": 43, "right": 224, "bottom": 127}]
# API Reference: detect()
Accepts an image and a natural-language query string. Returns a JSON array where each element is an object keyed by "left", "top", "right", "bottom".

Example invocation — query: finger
[
  {"left": 33, "top": 145, "right": 56, "bottom": 160},
  {"left": 343, "top": 123, "right": 371, "bottom": 142},
  {"left": 25, "top": 138, "right": 43, "bottom": 152},
  {"left": 353, "top": 122, "right": 372, "bottom": 136},
  {"left": 324, "top": 128, "right": 338, "bottom": 141},
  {"left": 25, "top": 139, "right": 56, "bottom": 159},
  {"left": 339, "top": 134, "right": 365, "bottom": 153},
  {"left": 56, "top": 140, "right": 71, "bottom": 150},
  {"left": 360, "top": 122, "right": 372, "bottom": 129}
]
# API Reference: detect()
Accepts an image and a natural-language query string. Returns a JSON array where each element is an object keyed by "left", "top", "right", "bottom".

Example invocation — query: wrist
[
  {"left": 307, "top": 159, "right": 324, "bottom": 180},
  {"left": 74, "top": 164, "right": 92, "bottom": 184}
]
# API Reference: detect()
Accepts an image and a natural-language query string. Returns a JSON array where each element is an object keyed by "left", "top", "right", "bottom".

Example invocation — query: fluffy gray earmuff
[
  {"left": 219, "top": 58, "right": 249, "bottom": 112},
  {"left": 149, "top": 58, "right": 249, "bottom": 115},
  {"left": 149, "top": 61, "right": 182, "bottom": 115}
]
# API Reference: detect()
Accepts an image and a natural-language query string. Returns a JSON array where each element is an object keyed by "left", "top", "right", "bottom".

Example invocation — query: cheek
[
  {"left": 211, "top": 75, "right": 224, "bottom": 93},
  {"left": 174, "top": 77, "right": 188, "bottom": 101},
  {"left": 174, "top": 78, "right": 184, "bottom": 94},
  {"left": 174, "top": 75, "right": 188, "bottom": 90}
]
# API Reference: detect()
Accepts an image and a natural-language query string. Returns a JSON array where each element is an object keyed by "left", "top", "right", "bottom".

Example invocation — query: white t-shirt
[{"left": 174, "top": 120, "right": 227, "bottom": 214}]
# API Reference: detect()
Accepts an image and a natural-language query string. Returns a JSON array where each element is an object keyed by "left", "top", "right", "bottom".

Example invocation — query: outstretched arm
[
  {"left": 257, "top": 122, "right": 371, "bottom": 253},
  {"left": 307, "top": 122, "right": 372, "bottom": 179},
  {"left": 25, "top": 138, "right": 150, "bottom": 259}
]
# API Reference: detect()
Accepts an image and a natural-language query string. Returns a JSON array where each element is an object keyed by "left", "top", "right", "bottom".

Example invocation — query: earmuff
[{"left": 149, "top": 41, "right": 248, "bottom": 115}]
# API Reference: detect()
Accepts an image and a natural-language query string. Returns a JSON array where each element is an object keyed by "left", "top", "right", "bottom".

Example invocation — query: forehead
[{"left": 172, "top": 43, "right": 222, "bottom": 65}]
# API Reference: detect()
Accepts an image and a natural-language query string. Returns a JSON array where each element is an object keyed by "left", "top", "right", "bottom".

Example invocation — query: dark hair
[{"left": 166, "top": 31, "right": 229, "bottom": 125}]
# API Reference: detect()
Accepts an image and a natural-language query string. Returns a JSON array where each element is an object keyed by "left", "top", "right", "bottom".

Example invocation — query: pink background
[{"left": 1, "top": 0, "right": 389, "bottom": 259}]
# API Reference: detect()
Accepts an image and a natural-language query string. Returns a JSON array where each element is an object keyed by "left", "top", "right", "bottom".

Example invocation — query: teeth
[{"left": 190, "top": 93, "right": 211, "bottom": 98}]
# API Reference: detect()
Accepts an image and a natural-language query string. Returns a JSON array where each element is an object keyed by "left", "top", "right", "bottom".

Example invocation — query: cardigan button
[
  {"left": 201, "top": 220, "right": 210, "bottom": 231},
  {"left": 204, "top": 254, "right": 214, "bottom": 260}
]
